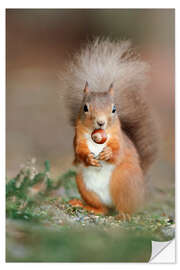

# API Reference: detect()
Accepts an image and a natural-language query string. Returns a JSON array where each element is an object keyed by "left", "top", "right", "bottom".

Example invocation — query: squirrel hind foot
[
  {"left": 68, "top": 198, "right": 84, "bottom": 207},
  {"left": 68, "top": 199, "right": 107, "bottom": 215},
  {"left": 83, "top": 205, "right": 108, "bottom": 215}
]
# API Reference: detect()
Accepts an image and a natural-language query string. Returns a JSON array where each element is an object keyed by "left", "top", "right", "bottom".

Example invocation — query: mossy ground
[{"left": 6, "top": 160, "right": 175, "bottom": 262}]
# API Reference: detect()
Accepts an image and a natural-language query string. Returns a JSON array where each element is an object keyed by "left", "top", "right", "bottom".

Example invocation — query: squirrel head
[{"left": 78, "top": 82, "right": 118, "bottom": 131}]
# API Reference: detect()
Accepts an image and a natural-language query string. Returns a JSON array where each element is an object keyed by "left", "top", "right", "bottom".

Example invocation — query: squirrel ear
[
  {"left": 108, "top": 82, "right": 114, "bottom": 96},
  {"left": 84, "top": 81, "right": 89, "bottom": 94}
]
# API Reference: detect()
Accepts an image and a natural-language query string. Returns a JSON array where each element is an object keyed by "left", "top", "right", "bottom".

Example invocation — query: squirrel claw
[
  {"left": 115, "top": 212, "right": 131, "bottom": 222},
  {"left": 86, "top": 153, "right": 101, "bottom": 167},
  {"left": 99, "top": 146, "right": 112, "bottom": 161}
]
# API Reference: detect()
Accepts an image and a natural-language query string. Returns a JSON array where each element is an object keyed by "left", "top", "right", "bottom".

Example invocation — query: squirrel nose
[{"left": 97, "top": 120, "right": 105, "bottom": 127}]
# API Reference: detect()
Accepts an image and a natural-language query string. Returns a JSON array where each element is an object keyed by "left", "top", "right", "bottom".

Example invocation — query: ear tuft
[
  {"left": 108, "top": 82, "right": 114, "bottom": 96},
  {"left": 84, "top": 81, "right": 89, "bottom": 94}
]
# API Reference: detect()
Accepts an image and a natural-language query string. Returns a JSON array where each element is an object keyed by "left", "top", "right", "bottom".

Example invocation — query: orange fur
[
  {"left": 106, "top": 120, "right": 124, "bottom": 164},
  {"left": 107, "top": 133, "right": 145, "bottom": 214},
  {"left": 110, "top": 143, "right": 144, "bottom": 214},
  {"left": 74, "top": 119, "right": 101, "bottom": 167},
  {"left": 73, "top": 134, "right": 90, "bottom": 166},
  {"left": 68, "top": 198, "right": 84, "bottom": 207},
  {"left": 69, "top": 198, "right": 107, "bottom": 214}
]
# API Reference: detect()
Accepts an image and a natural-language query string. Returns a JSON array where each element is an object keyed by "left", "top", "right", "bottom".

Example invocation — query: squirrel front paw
[
  {"left": 86, "top": 153, "right": 101, "bottom": 167},
  {"left": 99, "top": 146, "right": 112, "bottom": 161}
]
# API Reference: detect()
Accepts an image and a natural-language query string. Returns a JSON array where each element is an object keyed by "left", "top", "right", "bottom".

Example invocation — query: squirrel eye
[
  {"left": 112, "top": 105, "right": 116, "bottom": 113},
  {"left": 84, "top": 104, "right": 89, "bottom": 112}
]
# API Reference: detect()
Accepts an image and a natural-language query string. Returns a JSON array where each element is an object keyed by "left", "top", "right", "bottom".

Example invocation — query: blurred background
[{"left": 6, "top": 9, "right": 175, "bottom": 192}]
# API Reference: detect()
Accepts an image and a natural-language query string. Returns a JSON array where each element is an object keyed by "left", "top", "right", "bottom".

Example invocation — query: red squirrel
[{"left": 60, "top": 38, "right": 158, "bottom": 220}]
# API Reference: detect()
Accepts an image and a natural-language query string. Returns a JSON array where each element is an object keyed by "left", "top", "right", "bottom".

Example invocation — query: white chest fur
[{"left": 80, "top": 133, "right": 115, "bottom": 207}]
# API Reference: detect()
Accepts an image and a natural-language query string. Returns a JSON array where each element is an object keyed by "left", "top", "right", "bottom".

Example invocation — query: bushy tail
[{"left": 59, "top": 37, "right": 158, "bottom": 172}]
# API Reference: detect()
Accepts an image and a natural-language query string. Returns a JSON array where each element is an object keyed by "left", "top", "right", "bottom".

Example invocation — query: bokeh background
[{"left": 6, "top": 9, "right": 175, "bottom": 194}]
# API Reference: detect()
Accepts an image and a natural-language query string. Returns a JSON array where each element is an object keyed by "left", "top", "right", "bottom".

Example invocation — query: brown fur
[{"left": 119, "top": 88, "right": 158, "bottom": 172}]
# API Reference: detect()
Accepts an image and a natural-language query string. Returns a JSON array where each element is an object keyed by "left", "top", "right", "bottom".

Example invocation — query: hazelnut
[{"left": 91, "top": 129, "right": 107, "bottom": 144}]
